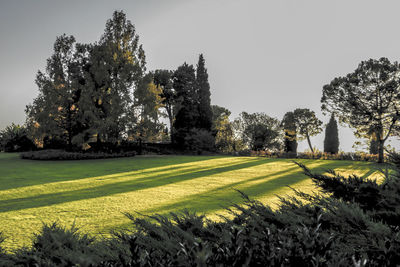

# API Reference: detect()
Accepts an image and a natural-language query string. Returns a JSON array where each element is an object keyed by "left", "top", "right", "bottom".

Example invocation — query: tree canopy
[
  {"left": 292, "top": 108, "right": 323, "bottom": 153},
  {"left": 322, "top": 57, "right": 400, "bottom": 162},
  {"left": 234, "top": 112, "right": 281, "bottom": 151}
]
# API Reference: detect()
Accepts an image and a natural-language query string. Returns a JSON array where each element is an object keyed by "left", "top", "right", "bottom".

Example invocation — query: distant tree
[
  {"left": 324, "top": 114, "right": 339, "bottom": 154},
  {"left": 369, "top": 132, "right": 379, "bottom": 154},
  {"left": 132, "top": 73, "right": 165, "bottom": 142},
  {"left": 322, "top": 58, "right": 400, "bottom": 163},
  {"left": 212, "top": 105, "right": 235, "bottom": 152},
  {"left": 196, "top": 54, "right": 213, "bottom": 131},
  {"left": 281, "top": 111, "right": 298, "bottom": 153},
  {"left": 0, "top": 124, "right": 35, "bottom": 152},
  {"left": 172, "top": 63, "right": 198, "bottom": 149},
  {"left": 26, "top": 34, "right": 81, "bottom": 150},
  {"left": 88, "top": 10, "right": 146, "bottom": 144},
  {"left": 234, "top": 112, "right": 281, "bottom": 151},
  {"left": 293, "top": 108, "right": 323, "bottom": 153}
]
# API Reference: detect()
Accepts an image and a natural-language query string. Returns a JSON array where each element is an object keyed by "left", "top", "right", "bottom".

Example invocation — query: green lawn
[{"left": 0, "top": 153, "right": 382, "bottom": 250}]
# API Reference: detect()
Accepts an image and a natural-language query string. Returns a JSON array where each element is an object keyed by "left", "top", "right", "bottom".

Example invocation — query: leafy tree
[
  {"left": 281, "top": 111, "right": 298, "bottom": 153},
  {"left": 153, "top": 69, "right": 176, "bottom": 143},
  {"left": 322, "top": 58, "right": 400, "bottom": 163},
  {"left": 0, "top": 124, "right": 35, "bottom": 152},
  {"left": 293, "top": 108, "right": 323, "bottom": 153},
  {"left": 196, "top": 54, "right": 213, "bottom": 131},
  {"left": 26, "top": 34, "right": 82, "bottom": 150},
  {"left": 132, "top": 73, "right": 165, "bottom": 142},
  {"left": 212, "top": 105, "right": 235, "bottom": 152},
  {"left": 234, "top": 112, "right": 282, "bottom": 151},
  {"left": 172, "top": 63, "right": 198, "bottom": 149},
  {"left": 86, "top": 10, "right": 146, "bottom": 144},
  {"left": 324, "top": 114, "right": 339, "bottom": 154}
]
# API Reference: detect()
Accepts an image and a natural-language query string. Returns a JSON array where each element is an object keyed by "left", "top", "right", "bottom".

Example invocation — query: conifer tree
[
  {"left": 324, "top": 114, "right": 339, "bottom": 154},
  {"left": 196, "top": 54, "right": 213, "bottom": 131},
  {"left": 282, "top": 111, "right": 298, "bottom": 153}
]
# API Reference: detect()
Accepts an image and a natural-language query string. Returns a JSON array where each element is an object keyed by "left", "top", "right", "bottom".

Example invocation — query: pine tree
[
  {"left": 324, "top": 114, "right": 339, "bottom": 154},
  {"left": 196, "top": 54, "right": 213, "bottom": 131}
]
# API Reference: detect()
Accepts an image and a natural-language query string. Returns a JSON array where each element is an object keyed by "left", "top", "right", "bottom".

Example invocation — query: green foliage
[
  {"left": 324, "top": 114, "right": 339, "bottom": 154},
  {"left": 132, "top": 73, "right": 165, "bottom": 142},
  {"left": 322, "top": 57, "right": 400, "bottom": 163},
  {"left": 13, "top": 223, "right": 106, "bottom": 266},
  {"left": 212, "top": 105, "right": 238, "bottom": 152},
  {"left": 196, "top": 54, "right": 213, "bottom": 132},
  {"left": 0, "top": 124, "right": 35, "bottom": 152},
  {"left": 153, "top": 69, "right": 176, "bottom": 142},
  {"left": 20, "top": 149, "right": 136, "bottom": 160},
  {"left": 234, "top": 112, "right": 282, "bottom": 151},
  {"left": 173, "top": 57, "right": 215, "bottom": 151},
  {"left": 281, "top": 111, "right": 298, "bottom": 153},
  {"left": 293, "top": 108, "right": 323, "bottom": 153},
  {"left": 26, "top": 11, "right": 147, "bottom": 150}
]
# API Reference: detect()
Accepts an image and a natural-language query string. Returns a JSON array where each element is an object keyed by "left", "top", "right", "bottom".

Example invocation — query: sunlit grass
[{"left": 0, "top": 153, "right": 383, "bottom": 250}]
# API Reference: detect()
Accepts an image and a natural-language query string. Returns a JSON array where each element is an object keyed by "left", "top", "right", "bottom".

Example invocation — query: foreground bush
[
  {"left": 20, "top": 150, "right": 136, "bottom": 160},
  {"left": 2, "top": 154, "right": 400, "bottom": 266}
]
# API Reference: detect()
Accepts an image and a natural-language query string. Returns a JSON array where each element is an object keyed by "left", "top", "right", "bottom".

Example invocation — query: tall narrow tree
[
  {"left": 281, "top": 111, "right": 298, "bottom": 153},
  {"left": 324, "top": 114, "right": 339, "bottom": 154},
  {"left": 196, "top": 54, "right": 213, "bottom": 131},
  {"left": 172, "top": 63, "right": 197, "bottom": 148}
]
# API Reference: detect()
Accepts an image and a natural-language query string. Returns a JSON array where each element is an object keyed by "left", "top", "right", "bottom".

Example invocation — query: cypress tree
[
  {"left": 369, "top": 133, "right": 379, "bottom": 154},
  {"left": 324, "top": 114, "right": 339, "bottom": 154},
  {"left": 196, "top": 54, "right": 213, "bottom": 131},
  {"left": 282, "top": 112, "right": 297, "bottom": 153}
]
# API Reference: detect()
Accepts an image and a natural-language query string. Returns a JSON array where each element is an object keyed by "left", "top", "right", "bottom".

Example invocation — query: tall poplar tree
[
  {"left": 88, "top": 10, "right": 146, "bottom": 143},
  {"left": 324, "top": 114, "right": 339, "bottom": 154}
]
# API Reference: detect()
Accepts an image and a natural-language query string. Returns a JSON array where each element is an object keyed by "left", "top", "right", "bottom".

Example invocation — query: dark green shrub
[{"left": 20, "top": 150, "right": 136, "bottom": 160}]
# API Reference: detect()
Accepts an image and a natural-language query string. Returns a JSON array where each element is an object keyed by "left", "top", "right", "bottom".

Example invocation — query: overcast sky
[{"left": 1, "top": 0, "right": 400, "bottom": 152}]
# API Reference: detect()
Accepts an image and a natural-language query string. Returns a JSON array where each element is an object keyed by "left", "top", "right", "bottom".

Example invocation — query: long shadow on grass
[
  {"left": 110, "top": 160, "right": 381, "bottom": 230},
  {"left": 0, "top": 155, "right": 222, "bottom": 191},
  {"left": 0, "top": 158, "right": 273, "bottom": 212}
]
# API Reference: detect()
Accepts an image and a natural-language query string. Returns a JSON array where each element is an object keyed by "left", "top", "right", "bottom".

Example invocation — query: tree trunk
[
  {"left": 306, "top": 134, "right": 314, "bottom": 153},
  {"left": 378, "top": 139, "right": 385, "bottom": 163}
]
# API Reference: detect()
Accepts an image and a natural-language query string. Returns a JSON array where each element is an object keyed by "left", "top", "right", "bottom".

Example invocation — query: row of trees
[
  {"left": 2, "top": 11, "right": 399, "bottom": 162},
  {"left": 22, "top": 11, "right": 216, "bottom": 152}
]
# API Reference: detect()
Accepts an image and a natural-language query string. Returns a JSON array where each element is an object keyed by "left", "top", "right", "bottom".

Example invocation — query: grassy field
[{"left": 0, "top": 153, "right": 383, "bottom": 250}]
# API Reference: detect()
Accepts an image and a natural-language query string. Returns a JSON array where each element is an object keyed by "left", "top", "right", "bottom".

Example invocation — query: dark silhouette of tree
[
  {"left": 322, "top": 58, "right": 400, "bottom": 163},
  {"left": 153, "top": 69, "right": 176, "bottom": 143},
  {"left": 324, "top": 114, "right": 339, "bottom": 154},
  {"left": 196, "top": 54, "right": 213, "bottom": 131},
  {"left": 281, "top": 111, "right": 297, "bottom": 153},
  {"left": 293, "top": 108, "right": 323, "bottom": 153},
  {"left": 369, "top": 132, "right": 379, "bottom": 154},
  {"left": 26, "top": 34, "right": 82, "bottom": 150},
  {"left": 234, "top": 112, "right": 281, "bottom": 151},
  {"left": 172, "top": 63, "right": 198, "bottom": 148}
]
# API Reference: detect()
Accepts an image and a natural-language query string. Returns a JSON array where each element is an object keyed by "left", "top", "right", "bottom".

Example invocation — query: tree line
[{"left": 1, "top": 11, "right": 400, "bottom": 163}]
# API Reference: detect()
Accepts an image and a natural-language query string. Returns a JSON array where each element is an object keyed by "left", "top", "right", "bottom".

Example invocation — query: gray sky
[{"left": 1, "top": 0, "right": 400, "bottom": 152}]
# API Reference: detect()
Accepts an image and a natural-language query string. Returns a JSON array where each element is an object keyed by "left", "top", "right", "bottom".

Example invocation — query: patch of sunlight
[{"left": 0, "top": 157, "right": 256, "bottom": 201}]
